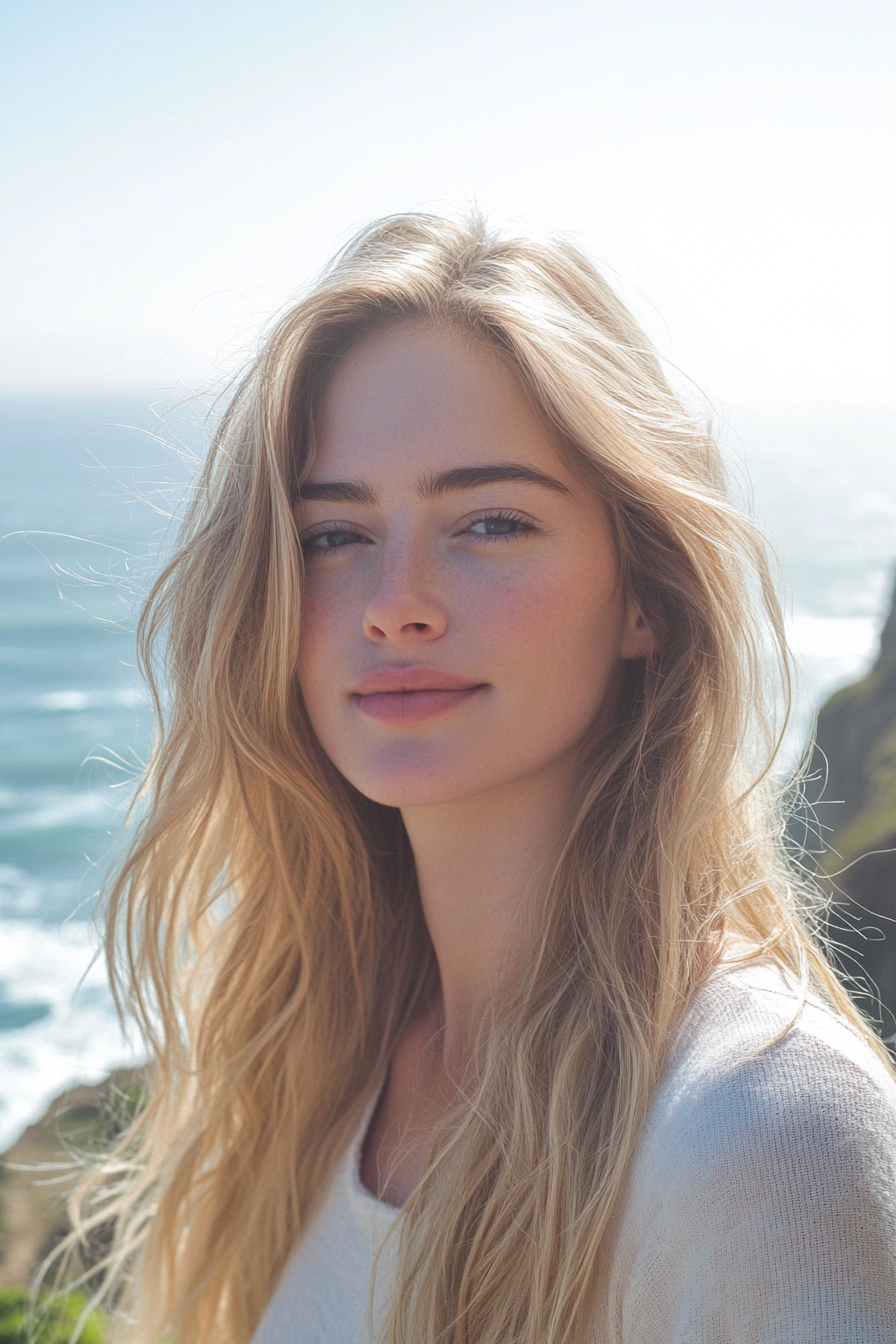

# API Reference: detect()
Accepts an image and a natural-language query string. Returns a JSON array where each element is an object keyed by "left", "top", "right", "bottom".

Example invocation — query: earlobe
[{"left": 621, "top": 606, "right": 660, "bottom": 660}]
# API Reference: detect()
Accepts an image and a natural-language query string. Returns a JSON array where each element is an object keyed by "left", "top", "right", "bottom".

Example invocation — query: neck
[{"left": 400, "top": 756, "right": 576, "bottom": 1072}]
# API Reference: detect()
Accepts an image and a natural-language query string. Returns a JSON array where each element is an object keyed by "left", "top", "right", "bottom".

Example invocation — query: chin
[
  {"left": 344, "top": 768, "right": 479, "bottom": 811},
  {"left": 332, "top": 740, "right": 496, "bottom": 810},
  {"left": 355, "top": 783, "right": 463, "bottom": 809}
]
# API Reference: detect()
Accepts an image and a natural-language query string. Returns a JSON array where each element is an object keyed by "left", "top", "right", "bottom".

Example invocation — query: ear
[{"left": 620, "top": 603, "right": 660, "bottom": 660}]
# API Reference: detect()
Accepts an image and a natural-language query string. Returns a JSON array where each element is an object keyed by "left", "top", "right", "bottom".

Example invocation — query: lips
[{"left": 350, "top": 665, "right": 486, "bottom": 725}]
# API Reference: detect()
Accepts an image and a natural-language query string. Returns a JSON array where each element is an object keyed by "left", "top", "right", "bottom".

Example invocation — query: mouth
[{"left": 350, "top": 666, "right": 487, "bottom": 726}]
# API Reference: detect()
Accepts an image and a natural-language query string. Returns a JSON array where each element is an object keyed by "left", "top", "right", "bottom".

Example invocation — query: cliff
[
  {"left": 806, "top": 571, "right": 896, "bottom": 1032},
  {"left": 0, "top": 1070, "right": 144, "bottom": 1291}
]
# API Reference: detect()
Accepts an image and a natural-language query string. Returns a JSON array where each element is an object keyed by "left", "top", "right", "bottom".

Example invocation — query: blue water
[
  {"left": 0, "top": 393, "right": 196, "bottom": 1146},
  {"left": 0, "top": 394, "right": 894, "bottom": 1148}
]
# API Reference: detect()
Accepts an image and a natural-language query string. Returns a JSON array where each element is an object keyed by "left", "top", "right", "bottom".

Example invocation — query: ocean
[{"left": 1, "top": 393, "right": 895, "bottom": 1151}]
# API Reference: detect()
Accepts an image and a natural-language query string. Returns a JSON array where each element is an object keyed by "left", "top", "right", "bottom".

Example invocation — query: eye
[
  {"left": 301, "top": 524, "right": 373, "bottom": 555},
  {"left": 463, "top": 510, "right": 538, "bottom": 541}
]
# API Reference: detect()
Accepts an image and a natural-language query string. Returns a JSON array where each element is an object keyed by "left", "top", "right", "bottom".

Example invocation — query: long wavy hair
[{"left": 62, "top": 212, "right": 887, "bottom": 1343}]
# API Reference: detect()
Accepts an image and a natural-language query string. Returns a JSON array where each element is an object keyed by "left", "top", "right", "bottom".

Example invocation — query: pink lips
[{"left": 350, "top": 665, "right": 486, "bottom": 726}]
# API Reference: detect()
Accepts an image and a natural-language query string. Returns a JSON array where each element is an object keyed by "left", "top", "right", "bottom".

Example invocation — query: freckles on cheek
[
  {"left": 484, "top": 564, "right": 620, "bottom": 687},
  {"left": 483, "top": 572, "right": 575, "bottom": 663},
  {"left": 295, "top": 591, "right": 334, "bottom": 690},
  {"left": 498, "top": 561, "right": 591, "bottom": 631}
]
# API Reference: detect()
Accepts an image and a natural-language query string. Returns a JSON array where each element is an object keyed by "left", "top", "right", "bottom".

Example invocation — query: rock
[
  {"left": 805, "top": 570, "right": 896, "bottom": 1035},
  {"left": 0, "top": 1069, "right": 145, "bottom": 1290}
]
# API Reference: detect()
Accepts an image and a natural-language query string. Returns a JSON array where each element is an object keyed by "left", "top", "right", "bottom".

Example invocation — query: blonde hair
[{"left": 63, "top": 212, "right": 887, "bottom": 1343}]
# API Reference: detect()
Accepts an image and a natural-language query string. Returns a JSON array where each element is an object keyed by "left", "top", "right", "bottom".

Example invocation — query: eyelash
[
  {"left": 300, "top": 510, "right": 538, "bottom": 555},
  {"left": 301, "top": 522, "right": 371, "bottom": 555},
  {"left": 463, "top": 509, "right": 538, "bottom": 541}
]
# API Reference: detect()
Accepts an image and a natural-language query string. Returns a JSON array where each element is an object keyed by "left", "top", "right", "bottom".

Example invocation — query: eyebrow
[{"left": 298, "top": 462, "right": 571, "bottom": 504}]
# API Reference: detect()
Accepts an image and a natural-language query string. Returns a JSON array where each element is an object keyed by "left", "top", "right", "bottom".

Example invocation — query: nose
[{"left": 362, "top": 537, "right": 448, "bottom": 646}]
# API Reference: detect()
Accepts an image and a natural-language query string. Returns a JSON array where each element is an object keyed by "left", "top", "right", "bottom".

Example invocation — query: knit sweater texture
[{"left": 253, "top": 962, "right": 896, "bottom": 1343}]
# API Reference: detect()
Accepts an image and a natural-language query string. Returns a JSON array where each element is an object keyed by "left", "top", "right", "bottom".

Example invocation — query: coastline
[{"left": 0, "top": 1068, "right": 145, "bottom": 1290}]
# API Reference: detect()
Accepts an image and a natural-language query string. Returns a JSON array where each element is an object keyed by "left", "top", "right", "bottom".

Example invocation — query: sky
[{"left": 2, "top": 0, "right": 894, "bottom": 404}]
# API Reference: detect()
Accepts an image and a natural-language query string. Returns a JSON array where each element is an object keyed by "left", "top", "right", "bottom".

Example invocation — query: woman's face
[{"left": 295, "top": 321, "right": 652, "bottom": 811}]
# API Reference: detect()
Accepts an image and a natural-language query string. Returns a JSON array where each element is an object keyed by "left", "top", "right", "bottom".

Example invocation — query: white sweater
[{"left": 253, "top": 963, "right": 896, "bottom": 1343}]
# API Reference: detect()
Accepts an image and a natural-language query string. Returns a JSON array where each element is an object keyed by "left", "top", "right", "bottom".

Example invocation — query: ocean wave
[
  {"left": 0, "top": 866, "right": 84, "bottom": 919},
  {"left": 0, "top": 686, "right": 150, "bottom": 715},
  {"left": 788, "top": 611, "right": 878, "bottom": 663},
  {"left": 0, "top": 788, "right": 117, "bottom": 834},
  {"left": 0, "top": 916, "right": 143, "bottom": 1151},
  {"left": 787, "top": 610, "right": 879, "bottom": 705},
  {"left": 33, "top": 687, "right": 149, "bottom": 712}
]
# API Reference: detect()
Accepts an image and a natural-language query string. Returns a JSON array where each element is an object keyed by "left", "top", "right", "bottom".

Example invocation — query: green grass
[{"left": 0, "top": 1288, "right": 106, "bottom": 1344}]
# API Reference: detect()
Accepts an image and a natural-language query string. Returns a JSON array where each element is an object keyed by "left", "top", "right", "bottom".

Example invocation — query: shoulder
[
  {"left": 651, "top": 960, "right": 896, "bottom": 1170},
  {"left": 603, "top": 963, "right": 896, "bottom": 1344}
]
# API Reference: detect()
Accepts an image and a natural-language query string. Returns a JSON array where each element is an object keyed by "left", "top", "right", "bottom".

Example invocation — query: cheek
[
  {"left": 484, "top": 561, "right": 623, "bottom": 690},
  {"left": 295, "top": 585, "right": 345, "bottom": 715}
]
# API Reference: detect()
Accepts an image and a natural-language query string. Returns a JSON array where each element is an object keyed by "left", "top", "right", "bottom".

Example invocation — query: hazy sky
[{"left": 3, "top": 0, "right": 894, "bottom": 403}]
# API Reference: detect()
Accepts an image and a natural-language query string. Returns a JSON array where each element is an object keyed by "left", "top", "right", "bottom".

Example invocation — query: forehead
[{"left": 314, "top": 320, "right": 570, "bottom": 482}]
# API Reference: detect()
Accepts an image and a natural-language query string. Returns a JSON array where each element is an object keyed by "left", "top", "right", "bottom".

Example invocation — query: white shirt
[{"left": 253, "top": 963, "right": 896, "bottom": 1343}]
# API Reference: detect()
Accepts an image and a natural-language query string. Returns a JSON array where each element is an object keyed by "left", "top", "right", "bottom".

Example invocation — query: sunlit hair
[{"left": 61, "top": 212, "right": 889, "bottom": 1343}]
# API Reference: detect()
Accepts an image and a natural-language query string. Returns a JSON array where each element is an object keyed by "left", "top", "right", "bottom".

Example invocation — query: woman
[{"left": 68, "top": 213, "right": 896, "bottom": 1342}]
